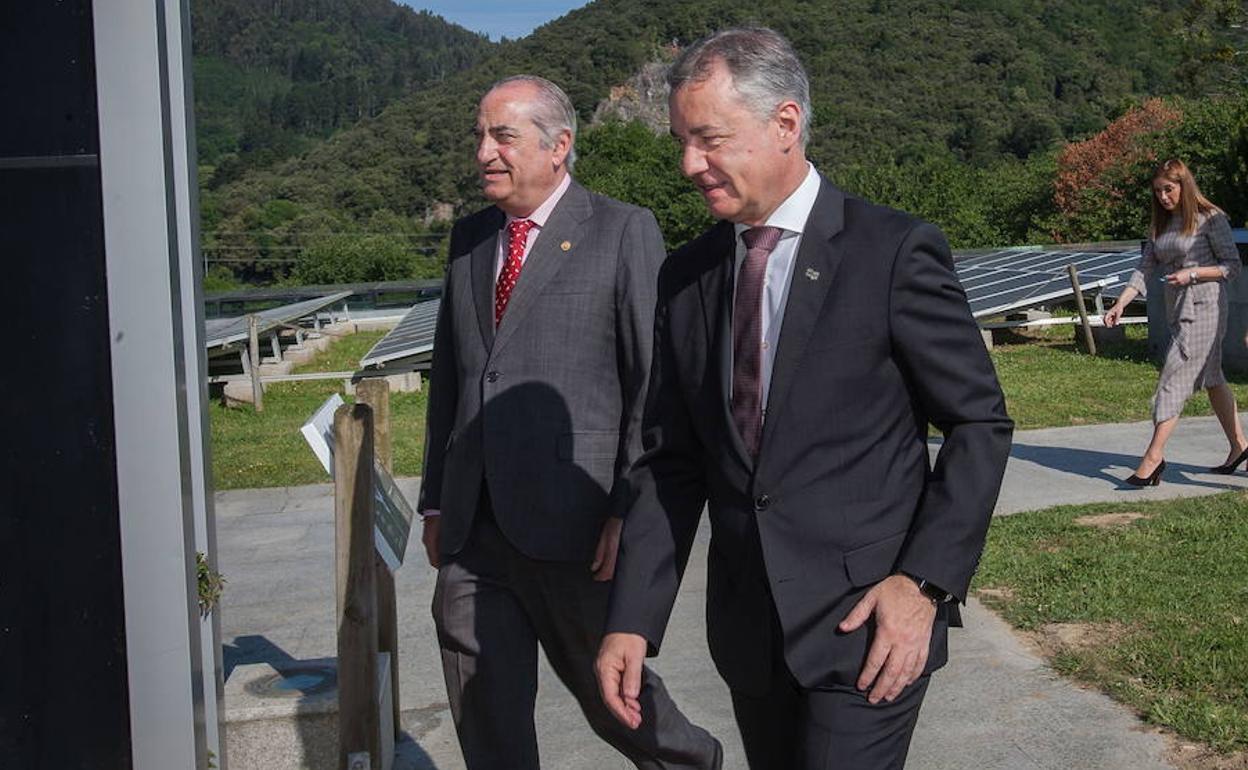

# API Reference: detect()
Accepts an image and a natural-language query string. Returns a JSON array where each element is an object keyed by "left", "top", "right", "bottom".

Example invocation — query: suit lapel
[
  {"left": 490, "top": 181, "right": 593, "bottom": 357},
  {"left": 757, "top": 180, "right": 846, "bottom": 463},
  {"left": 697, "top": 222, "right": 755, "bottom": 472},
  {"left": 470, "top": 207, "right": 506, "bottom": 350}
]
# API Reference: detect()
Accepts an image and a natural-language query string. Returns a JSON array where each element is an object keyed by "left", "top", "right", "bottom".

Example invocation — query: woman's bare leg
[
  {"left": 1135, "top": 416, "right": 1179, "bottom": 477},
  {"left": 1207, "top": 384, "right": 1248, "bottom": 463}
]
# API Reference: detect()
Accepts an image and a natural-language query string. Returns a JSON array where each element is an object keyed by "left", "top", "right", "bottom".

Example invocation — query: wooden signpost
[
  {"left": 354, "top": 379, "right": 402, "bottom": 745},
  {"left": 333, "top": 403, "right": 380, "bottom": 770},
  {"left": 318, "top": 378, "right": 409, "bottom": 770}
]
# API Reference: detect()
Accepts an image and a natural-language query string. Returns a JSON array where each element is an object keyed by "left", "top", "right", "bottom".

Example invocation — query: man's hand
[
  {"left": 591, "top": 516, "right": 623, "bottom": 581},
  {"left": 595, "top": 632, "right": 647, "bottom": 729},
  {"left": 421, "top": 516, "right": 440, "bottom": 569},
  {"left": 838, "top": 574, "right": 937, "bottom": 704},
  {"left": 1102, "top": 305, "right": 1124, "bottom": 328}
]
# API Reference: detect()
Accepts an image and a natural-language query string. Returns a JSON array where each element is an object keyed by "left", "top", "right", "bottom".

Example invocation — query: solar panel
[
  {"left": 954, "top": 246, "right": 1143, "bottom": 319},
  {"left": 204, "top": 291, "right": 353, "bottom": 350},
  {"left": 358, "top": 298, "right": 441, "bottom": 369}
]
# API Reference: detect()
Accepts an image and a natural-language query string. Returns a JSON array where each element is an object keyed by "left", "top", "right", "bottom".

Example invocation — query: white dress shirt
[
  {"left": 731, "top": 163, "right": 822, "bottom": 417},
  {"left": 493, "top": 172, "right": 572, "bottom": 304}
]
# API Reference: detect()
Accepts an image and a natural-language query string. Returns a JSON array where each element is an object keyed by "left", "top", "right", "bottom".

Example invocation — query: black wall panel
[
  {"left": 0, "top": 1, "right": 99, "bottom": 158},
  {"left": 0, "top": 3, "right": 133, "bottom": 768}
]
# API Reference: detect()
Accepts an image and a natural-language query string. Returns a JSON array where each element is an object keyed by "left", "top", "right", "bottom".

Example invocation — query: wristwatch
[
  {"left": 1189, "top": 270, "right": 1198, "bottom": 284},
  {"left": 901, "top": 572, "right": 954, "bottom": 604}
]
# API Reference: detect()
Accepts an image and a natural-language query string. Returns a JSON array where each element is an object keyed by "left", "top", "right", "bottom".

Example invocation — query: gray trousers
[{"left": 432, "top": 505, "right": 721, "bottom": 770}]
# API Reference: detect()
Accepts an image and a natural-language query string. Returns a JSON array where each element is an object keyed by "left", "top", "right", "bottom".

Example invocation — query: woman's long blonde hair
[{"left": 1150, "top": 158, "right": 1222, "bottom": 239}]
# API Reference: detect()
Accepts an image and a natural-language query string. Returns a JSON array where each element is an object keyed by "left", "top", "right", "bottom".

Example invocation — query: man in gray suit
[{"left": 418, "top": 75, "right": 720, "bottom": 770}]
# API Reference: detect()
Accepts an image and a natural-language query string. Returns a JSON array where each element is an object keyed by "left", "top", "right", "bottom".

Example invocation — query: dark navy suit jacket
[{"left": 607, "top": 177, "right": 1014, "bottom": 696}]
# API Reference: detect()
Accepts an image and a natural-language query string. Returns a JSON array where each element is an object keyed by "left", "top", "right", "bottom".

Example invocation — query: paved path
[{"left": 217, "top": 416, "right": 1248, "bottom": 769}]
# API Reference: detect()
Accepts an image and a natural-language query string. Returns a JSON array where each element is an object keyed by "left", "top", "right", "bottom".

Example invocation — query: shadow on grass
[{"left": 1009, "top": 443, "right": 1245, "bottom": 491}]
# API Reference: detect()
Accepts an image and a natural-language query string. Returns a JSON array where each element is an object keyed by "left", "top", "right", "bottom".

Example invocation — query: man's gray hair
[
  {"left": 489, "top": 75, "right": 578, "bottom": 169},
  {"left": 667, "top": 28, "right": 812, "bottom": 148}
]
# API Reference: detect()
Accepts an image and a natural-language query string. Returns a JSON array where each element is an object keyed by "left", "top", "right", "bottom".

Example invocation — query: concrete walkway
[{"left": 216, "top": 416, "right": 1248, "bottom": 769}]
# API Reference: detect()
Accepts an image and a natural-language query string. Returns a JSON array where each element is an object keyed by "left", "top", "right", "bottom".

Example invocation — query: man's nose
[
  {"left": 680, "top": 144, "right": 707, "bottom": 178},
  {"left": 476, "top": 136, "right": 496, "bottom": 165}
]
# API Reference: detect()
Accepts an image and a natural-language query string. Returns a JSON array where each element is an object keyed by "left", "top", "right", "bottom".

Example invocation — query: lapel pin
[
  {"left": 805, "top": 267, "right": 820, "bottom": 281},
  {"left": 561, "top": 240, "right": 572, "bottom": 252}
]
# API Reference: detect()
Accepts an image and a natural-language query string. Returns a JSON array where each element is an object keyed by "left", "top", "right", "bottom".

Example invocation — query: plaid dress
[{"left": 1126, "top": 211, "right": 1241, "bottom": 422}]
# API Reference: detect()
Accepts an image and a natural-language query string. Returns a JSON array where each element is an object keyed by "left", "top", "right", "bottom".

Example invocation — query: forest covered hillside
[
  {"left": 194, "top": 0, "right": 1248, "bottom": 285},
  {"left": 192, "top": 0, "right": 493, "bottom": 181}
]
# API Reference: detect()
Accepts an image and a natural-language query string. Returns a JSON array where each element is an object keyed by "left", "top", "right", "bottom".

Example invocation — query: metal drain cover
[{"left": 244, "top": 665, "right": 337, "bottom": 698}]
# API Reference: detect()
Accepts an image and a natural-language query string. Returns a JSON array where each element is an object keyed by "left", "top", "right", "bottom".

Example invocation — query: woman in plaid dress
[{"left": 1103, "top": 159, "right": 1246, "bottom": 485}]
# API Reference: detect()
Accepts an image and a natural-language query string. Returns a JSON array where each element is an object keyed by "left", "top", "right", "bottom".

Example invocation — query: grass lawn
[
  {"left": 989, "top": 322, "right": 1248, "bottom": 430},
  {"left": 975, "top": 492, "right": 1248, "bottom": 753},
  {"left": 209, "top": 330, "right": 428, "bottom": 490},
  {"left": 211, "top": 320, "right": 1248, "bottom": 487}
]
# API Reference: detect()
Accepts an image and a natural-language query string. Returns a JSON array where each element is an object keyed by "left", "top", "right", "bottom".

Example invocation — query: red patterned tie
[
  {"left": 495, "top": 218, "right": 535, "bottom": 325},
  {"left": 731, "top": 226, "right": 783, "bottom": 458}
]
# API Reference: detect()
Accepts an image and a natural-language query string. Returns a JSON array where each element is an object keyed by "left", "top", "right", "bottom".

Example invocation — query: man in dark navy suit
[{"left": 596, "top": 29, "right": 1013, "bottom": 770}]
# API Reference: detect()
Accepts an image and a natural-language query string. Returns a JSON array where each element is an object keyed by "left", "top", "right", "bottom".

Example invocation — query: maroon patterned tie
[
  {"left": 731, "top": 226, "right": 783, "bottom": 458},
  {"left": 495, "top": 219, "right": 535, "bottom": 325}
]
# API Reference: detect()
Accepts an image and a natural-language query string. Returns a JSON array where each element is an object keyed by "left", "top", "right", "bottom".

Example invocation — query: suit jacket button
[
  {"left": 486, "top": 371, "right": 500, "bottom": 383},
  {"left": 754, "top": 494, "right": 770, "bottom": 512}
]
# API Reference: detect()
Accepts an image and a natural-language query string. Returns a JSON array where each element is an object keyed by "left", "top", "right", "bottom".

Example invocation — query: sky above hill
[{"left": 404, "top": 1, "right": 589, "bottom": 41}]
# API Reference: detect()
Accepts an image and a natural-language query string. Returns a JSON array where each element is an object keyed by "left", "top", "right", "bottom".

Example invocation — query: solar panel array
[
  {"left": 954, "top": 246, "right": 1144, "bottom": 319},
  {"left": 353, "top": 245, "right": 1150, "bottom": 367},
  {"left": 205, "top": 291, "right": 353, "bottom": 350},
  {"left": 359, "top": 298, "right": 441, "bottom": 369}
]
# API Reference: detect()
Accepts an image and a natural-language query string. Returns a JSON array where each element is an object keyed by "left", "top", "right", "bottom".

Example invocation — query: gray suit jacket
[{"left": 418, "top": 180, "right": 667, "bottom": 562}]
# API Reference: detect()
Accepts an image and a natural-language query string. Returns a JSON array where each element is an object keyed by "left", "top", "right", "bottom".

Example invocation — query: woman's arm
[
  {"left": 1103, "top": 285, "right": 1139, "bottom": 327},
  {"left": 1164, "top": 213, "right": 1240, "bottom": 287}
]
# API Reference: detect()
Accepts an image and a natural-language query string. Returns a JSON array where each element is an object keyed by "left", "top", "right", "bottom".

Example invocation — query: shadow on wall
[{"left": 224, "top": 634, "right": 440, "bottom": 769}]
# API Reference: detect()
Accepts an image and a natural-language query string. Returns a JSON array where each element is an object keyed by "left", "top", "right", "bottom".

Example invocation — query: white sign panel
[{"left": 301, "top": 394, "right": 412, "bottom": 571}]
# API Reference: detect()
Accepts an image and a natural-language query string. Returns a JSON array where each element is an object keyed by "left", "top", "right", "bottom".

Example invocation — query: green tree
[{"left": 576, "top": 121, "right": 711, "bottom": 249}]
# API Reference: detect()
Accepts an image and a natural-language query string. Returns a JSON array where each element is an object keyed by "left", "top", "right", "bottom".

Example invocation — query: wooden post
[
  {"left": 355, "top": 378, "right": 400, "bottom": 739},
  {"left": 356, "top": 379, "right": 392, "bottom": 472},
  {"left": 248, "top": 314, "right": 264, "bottom": 412},
  {"left": 335, "top": 404, "right": 380, "bottom": 769},
  {"left": 1067, "top": 264, "right": 1097, "bottom": 356}
]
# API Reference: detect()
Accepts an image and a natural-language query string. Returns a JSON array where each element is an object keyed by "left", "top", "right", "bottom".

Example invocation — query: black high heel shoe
[
  {"left": 1125, "top": 460, "right": 1165, "bottom": 487},
  {"left": 1209, "top": 446, "right": 1248, "bottom": 475}
]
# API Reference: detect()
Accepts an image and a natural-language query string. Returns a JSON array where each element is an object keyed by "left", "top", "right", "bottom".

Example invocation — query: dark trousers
[
  {"left": 432, "top": 501, "right": 721, "bottom": 770},
  {"left": 730, "top": 611, "right": 930, "bottom": 770}
]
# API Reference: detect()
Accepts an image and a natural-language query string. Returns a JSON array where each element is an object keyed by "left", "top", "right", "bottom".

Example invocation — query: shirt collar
[
  {"left": 505, "top": 173, "right": 572, "bottom": 230},
  {"left": 734, "top": 162, "right": 820, "bottom": 239}
]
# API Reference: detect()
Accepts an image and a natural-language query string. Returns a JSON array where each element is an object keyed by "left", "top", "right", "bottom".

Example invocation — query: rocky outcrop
[{"left": 590, "top": 54, "right": 676, "bottom": 134}]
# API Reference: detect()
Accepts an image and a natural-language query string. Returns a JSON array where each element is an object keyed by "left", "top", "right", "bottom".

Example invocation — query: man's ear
[
  {"left": 775, "top": 100, "right": 802, "bottom": 151},
  {"left": 551, "top": 129, "right": 573, "bottom": 168}
]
